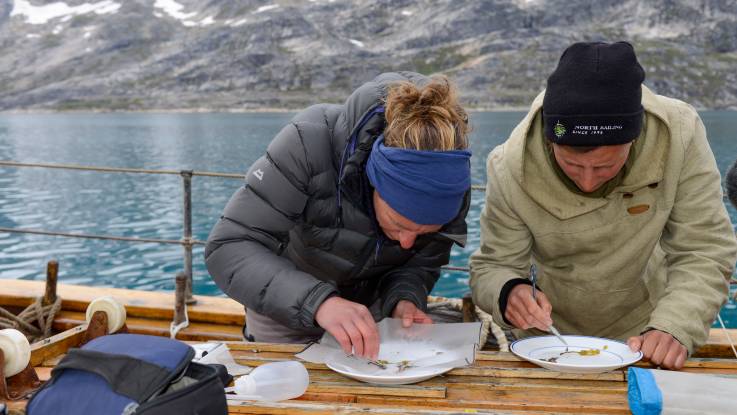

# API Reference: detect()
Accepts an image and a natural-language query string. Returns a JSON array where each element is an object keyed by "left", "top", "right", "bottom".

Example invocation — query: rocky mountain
[{"left": 1, "top": 0, "right": 736, "bottom": 111}]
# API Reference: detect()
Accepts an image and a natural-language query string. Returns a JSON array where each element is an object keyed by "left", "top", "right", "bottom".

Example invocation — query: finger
[
  {"left": 343, "top": 321, "right": 365, "bottom": 357},
  {"left": 414, "top": 309, "right": 433, "bottom": 324},
  {"left": 627, "top": 336, "right": 643, "bottom": 352},
  {"left": 519, "top": 298, "right": 549, "bottom": 330},
  {"left": 521, "top": 295, "right": 553, "bottom": 328},
  {"left": 524, "top": 311, "right": 546, "bottom": 331},
  {"left": 402, "top": 310, "right": 413, "bottom": 328},
  {"left": 674, "top": 349, "right": 687, "bottom": 370},
  {"left": 650, "top": 337, "right": 671, "bottom": 366},
  {"left": 662, "top": 344, "right": 683, "bottom": 370},
  {"left": 537, "top": 292, "right": 553, "bottom": 316},
  {"left": 510, "top": 302, "right": 537, "bottom": 330},
  {"left": 356, "top": 315, "right": 380, "bottom": 360},
  {"left": 332, "top": 327, "right": 353, "bottom": 355},
  {"left": 640, "top": 335, "right": 658, "bottom": 360},
  {"left": 504, "top": 298, "right": 530, "bottom": 330},
  {"left": 504, "top": 308, "right": 524, "bottom": 329},
  {"left": 505, "top": 308, "right": 528, "bottom": 330}
]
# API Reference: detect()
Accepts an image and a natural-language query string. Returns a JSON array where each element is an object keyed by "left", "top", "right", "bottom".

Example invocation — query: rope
[
  {"left": 0, "top": 297, "right": 62, "bottom": 342},
  {"left": 716, "top": 314, "right": 737, "bottom": 360},
  {"left": 170, "top": 304, "right": 190, "bottom": 339}
]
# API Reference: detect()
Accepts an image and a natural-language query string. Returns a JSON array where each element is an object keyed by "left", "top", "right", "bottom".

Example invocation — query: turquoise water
[{"left": 0, "top": 111, "right": 735, "bottom": 327}]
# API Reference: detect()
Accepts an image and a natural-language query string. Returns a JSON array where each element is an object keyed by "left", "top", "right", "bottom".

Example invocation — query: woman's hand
[
  {"left": 315, "top": 296, "right": 380, "bottom": 359},
  {"left": 392, "top": 299, "right": 433, "bottom": 328}
]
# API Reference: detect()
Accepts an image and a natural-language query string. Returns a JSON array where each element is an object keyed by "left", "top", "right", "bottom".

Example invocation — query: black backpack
[{"left": 27, "top": 333, "right": 229, "bottom": 415}]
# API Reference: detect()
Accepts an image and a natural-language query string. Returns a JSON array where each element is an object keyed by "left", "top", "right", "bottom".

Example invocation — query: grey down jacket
[{"left": 205, "top": 72, "right": 470, "bottom": 330}]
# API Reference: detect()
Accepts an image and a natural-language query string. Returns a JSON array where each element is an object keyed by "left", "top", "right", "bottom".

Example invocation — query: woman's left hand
[{"left": 392, "top": 300, "right": 433, "bottom": 328}]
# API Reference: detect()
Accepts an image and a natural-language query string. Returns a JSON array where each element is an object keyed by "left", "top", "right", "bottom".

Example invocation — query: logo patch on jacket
[{"left": 627, "top": 204, "right": 650, "bottom": 215}]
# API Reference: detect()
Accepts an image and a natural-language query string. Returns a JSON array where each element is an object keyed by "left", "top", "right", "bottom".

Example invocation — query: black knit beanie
[{"left": 543, "top": 41, "right": 645, "bottom": 146}]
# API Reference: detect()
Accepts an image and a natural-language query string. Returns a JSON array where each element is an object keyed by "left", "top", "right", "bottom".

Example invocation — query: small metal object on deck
[
  {"left": 171, "top": 272, "right": 190, "bottom": 339},
  {"left": 180, "top": 170, "right": 196, "bottom": 305},
  {"left": 529, "top": 264, "right": 537, "bottom": 299},
  {"left": 549, "top": 324, "right": 569, "bottom": 351},
  {"left": 174, "top": 272, "right": 188, "bottom": 326},
  {"left": 0, "top": 350, "right": 41, "bottom": 401},
  {"left": 82, "top": 311, "right": 109, "bottom": 345},
  {"left": 43, "top": 260, "right": 58, "bottom": 306}
]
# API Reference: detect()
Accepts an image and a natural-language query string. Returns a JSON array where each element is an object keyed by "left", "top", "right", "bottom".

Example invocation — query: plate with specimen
[
  {"left": 510, "top": 335, "right": 642, "bottom": 373},
  {"left": 324, "top": 339, "right": 467, "bottom": 385}
]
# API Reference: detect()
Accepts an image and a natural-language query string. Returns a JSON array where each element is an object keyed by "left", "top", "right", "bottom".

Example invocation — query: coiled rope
[{"left": 0, "top": 297, "right": 62, "bottom": 343}]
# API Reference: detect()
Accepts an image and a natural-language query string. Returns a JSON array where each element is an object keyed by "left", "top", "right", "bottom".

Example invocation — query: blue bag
[{"left": 27, "top": 334, "right": 228, "bottom": 415}]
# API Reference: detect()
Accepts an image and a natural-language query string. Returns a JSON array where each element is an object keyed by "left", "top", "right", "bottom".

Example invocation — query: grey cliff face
[{"left": 0, "top": 0, "right": 736, "bottom": 111}]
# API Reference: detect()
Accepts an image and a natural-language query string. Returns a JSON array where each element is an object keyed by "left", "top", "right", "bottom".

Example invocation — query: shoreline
[
  {"left": 0, "top": 106, "right": 543, "bottom": 114},
  {"left": 1, "top": 106, "right": 734, "bottom": 114}
]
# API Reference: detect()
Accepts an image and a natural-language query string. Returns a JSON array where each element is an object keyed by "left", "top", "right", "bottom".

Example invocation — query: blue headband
[{"left": 366, "top": 135, "right": 471, "bottom": 225}]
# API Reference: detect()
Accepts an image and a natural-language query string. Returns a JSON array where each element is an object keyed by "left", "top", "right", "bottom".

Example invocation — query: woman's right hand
[
  {"left": 505, "top": 284, "right": 553, "bottom": 331},
  {"left": 315, "top": 296, "right": 380, "bottom": 359}
]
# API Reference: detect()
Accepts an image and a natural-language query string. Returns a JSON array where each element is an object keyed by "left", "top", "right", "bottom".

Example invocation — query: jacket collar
[{"left": 505, "top": 85, "right": 672, "bottom": 220}]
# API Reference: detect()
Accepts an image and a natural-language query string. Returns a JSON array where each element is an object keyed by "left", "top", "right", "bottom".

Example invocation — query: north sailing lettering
[{"left": 572, "top": 124, "right": 624, "bottom": 135}]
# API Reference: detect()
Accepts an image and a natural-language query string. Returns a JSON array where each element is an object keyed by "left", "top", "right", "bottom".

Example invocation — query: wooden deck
[
  {"left": 2, "top": 280, "right": 737, "bottom": 413},
  {"left": 7, "top": 332, "right": 737, "bottom": 414}
]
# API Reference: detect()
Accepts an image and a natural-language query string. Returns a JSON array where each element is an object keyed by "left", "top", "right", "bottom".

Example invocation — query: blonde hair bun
[{"left": 384, "top": 76, "right": 469, "bottom": 151}]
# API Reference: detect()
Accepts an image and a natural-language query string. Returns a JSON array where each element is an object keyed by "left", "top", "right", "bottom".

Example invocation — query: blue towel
[{"left": 628, "top": 367, "right": 663, "bottom": 415}]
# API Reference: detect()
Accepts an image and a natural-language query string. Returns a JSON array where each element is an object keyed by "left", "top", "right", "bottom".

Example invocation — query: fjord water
[{"left": 0, "top": 111, "right": 735, "bottom": 326}]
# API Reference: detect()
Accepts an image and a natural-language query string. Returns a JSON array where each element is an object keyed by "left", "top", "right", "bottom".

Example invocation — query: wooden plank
[
  {"left": 447, "top": 366, "right": 626, "bottom": 382},
  {"left": 0, "top": 279, "right": 245, "bottom": 325},
  {"left": 228, "top": 400, "right": 531, "bottom": 415},
  {"left": 476, "top": 351, "right": 526, "bottom": 362},
  {"left": 445, "top": 382, "right": 629, "bottom": 406},
  {"left": 355, "top": 395, "right": 629, "bottom": 415},
  {"left": 29, "top": 324, "right": 87, "bottom": 366},
  {"left": 445, "top": 378, "right": 627, "bottom": 394},
  {"left": 296, "top": 392, "right": 357, "bottom": 404},
  {"left": 35, "top": 366, "right": 53, "bottom": 381},
  {"left": 225, "top": 342, "right": 306, "bottom": 353},
  {"left": 693, "top": 328, "right": 737, "bottom": 358},
  {"left": 635, "top": 357, "right": 737, "bottom": 370},
  {"left": 308, "top": 381, "right": 446, "bottom": 398},
  {"left": 51, "top": 310, "right": 243, "bottom": 342}
]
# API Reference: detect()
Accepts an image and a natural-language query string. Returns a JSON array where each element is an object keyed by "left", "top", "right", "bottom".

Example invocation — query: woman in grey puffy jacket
[{"left": 205, "top": 72, "right": 471, "bottom": 358}]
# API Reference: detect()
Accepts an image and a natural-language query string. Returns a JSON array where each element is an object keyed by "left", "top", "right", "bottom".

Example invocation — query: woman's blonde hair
[{"left": 383, "top": 76, "right": 469, "bottom": 151}]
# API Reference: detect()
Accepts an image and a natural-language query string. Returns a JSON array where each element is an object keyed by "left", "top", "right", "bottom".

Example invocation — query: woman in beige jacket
[{"left": 470, "top": 42, "right": 737, "bottom": 370}]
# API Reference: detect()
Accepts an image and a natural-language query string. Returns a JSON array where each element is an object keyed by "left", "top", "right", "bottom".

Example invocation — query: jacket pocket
[{"left": 545, "top": 276, "right": 652, "bottom": 337}]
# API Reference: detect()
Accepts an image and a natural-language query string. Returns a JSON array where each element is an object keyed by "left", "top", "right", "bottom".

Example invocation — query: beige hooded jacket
[{"left": 470, "top": 86, "right": 737, "bottom": 354}]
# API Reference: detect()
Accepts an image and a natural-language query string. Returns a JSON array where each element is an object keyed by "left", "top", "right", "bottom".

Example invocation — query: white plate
[
  {"left": 325, "top": 340, "right": 462, "bottom": 385},
  {"left": 510, "top": 335, "right": 642, "bottom": 373}
]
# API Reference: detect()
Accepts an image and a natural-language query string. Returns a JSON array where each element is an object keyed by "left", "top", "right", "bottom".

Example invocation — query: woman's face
[
  {"left": 552, "top": 142, "right": 632, "bottom": 193},
  {"left": 373, "top": 191, "right": 442, "bottom": 250}
]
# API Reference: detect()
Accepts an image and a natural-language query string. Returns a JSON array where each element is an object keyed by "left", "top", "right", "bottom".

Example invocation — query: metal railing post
[{"left": 181, "top": 170, "right": 196, "bottom": 305}]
